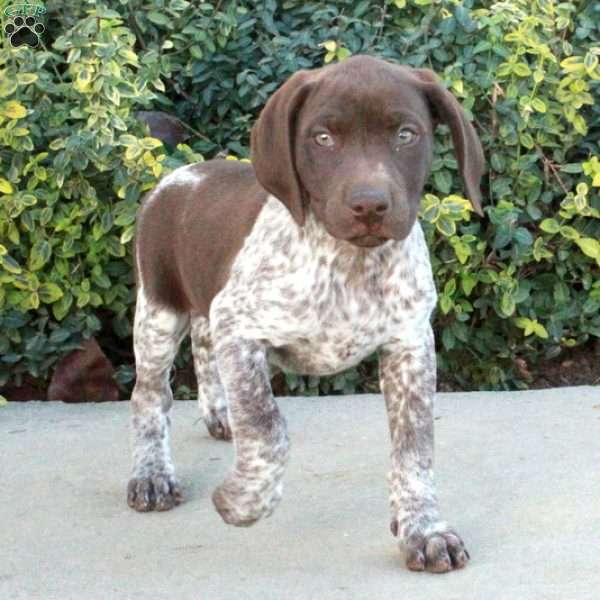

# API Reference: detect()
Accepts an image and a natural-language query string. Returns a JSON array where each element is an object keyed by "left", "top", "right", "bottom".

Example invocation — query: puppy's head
[{"left": 251, "top": 55, "right": 484, "bottom": 247}]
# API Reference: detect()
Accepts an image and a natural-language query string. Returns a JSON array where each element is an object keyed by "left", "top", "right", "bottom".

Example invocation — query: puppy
[{"left": 128, "top": 55, "right": 484, "bottom": 573}]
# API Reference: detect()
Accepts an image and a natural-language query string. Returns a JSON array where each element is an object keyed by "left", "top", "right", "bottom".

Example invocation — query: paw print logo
[{"left": 4, "top": 15, "right": 44, "bottom": 48}]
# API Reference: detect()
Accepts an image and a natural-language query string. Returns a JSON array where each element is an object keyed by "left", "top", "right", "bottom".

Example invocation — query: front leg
[
  {"left": 127, "top": 289, "right": 189, "bottom": 512},
  {"left": 379, "top": 327, "right": 469, "bottom": 573},
  {"left": 211, "top": 334, "right": 289, "bottom": 526}
]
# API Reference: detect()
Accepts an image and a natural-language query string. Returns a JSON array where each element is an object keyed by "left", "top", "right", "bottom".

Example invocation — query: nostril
[
  {"left": 349, "top": 199, "right": 390, "bottom": 217},
  {"left": 351, "top": 202, "right": 367, "bottom": 216},
  {"left": 374, "top": 202, "right": 389, "bottom": 215},
  {"left": 348, "top": 188, "right": 391, "bottom": 219}
]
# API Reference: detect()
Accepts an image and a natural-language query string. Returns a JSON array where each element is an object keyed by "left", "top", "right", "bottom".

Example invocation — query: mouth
[{"left": 348, "top": 234, "right": 389, "bottom": 248}]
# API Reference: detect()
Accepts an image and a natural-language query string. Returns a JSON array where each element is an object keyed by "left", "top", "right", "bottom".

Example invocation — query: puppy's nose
[{"left": 346, "top": 188, "right": 391, "bottom": 219}]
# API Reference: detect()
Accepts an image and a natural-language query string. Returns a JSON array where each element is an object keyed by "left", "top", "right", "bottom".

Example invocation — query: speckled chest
[{"left": 210, "top": 197, "right": 437, "bottom": 376}]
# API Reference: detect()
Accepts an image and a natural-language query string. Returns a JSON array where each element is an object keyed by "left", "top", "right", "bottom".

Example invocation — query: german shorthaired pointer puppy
[{"left": 128, "top": 55, "right": 484, "bottom": 573}]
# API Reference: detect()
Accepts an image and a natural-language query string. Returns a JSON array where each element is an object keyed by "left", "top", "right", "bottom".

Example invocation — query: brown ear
[
  {"left": 412, "top": 69, "right": 485, "bottom": 216},
  {"left": 251, "top": 71, "right": 315, "bottom": 226}
]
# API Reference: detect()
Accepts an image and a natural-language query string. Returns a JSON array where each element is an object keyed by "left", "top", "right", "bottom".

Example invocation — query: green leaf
[
  {"left": 17, "top": 73, "right": 38, "bottom": 85},
  {"left": 190, "top": 46, "right": 204, "bottom": 60},
  {"left": 120, "top": 226, "right": 134, "bottom": 244},
  {"left": 2, "top": 255, "right": 22, "bottom": 274},
  {"left": 439, "top": 295, "right": 453, "bottom": 315},
  {"left": 531, "top": 98, "right": 546, "bottom": 113},
  {"left": 490, "top": 153, "right": 505, "bottom": 172},
  {"left": 49, "top": 139, "right": 66, "bottom": 150},
  {"left": 532, "top": 322, "right": 549, "bottom": 339},
  {"left": 52, "top": 293, "right": 73, "bottom": 321},
  {"left": 29, "top": 240, "right": 51, "bottom": 271},
  {"left": 119, "top": 134, "right": 139, "bottom": 147},
  {"left": 575, "top": 238, "right": 600, "bottom": 259},
  {"left": 520, "top": 132, "right": 535, "bottom": 149},
  {"left": 461, "top": 273, "right": 477, "bottom": 296},
  {"left": 493, "top": 226, "right": 512, "bottom": 249},
  {"left": 100, "top": 211, "right": 113, "bottom": 233},
  {"left": 560, "top": 56, "right": 585, "bottom": 73},
  {"left": 1, "top": 101, "right": 27, "bottom": 119},
  {"left": 499, "top": 293, "right": 516, "bottom": 318},
  {"left": 0, "top": 178, "right": 13, "bottom": 194},
  {"left": 140, "top": 137, "right": 163, "bottom": 150},
  {"left": 540, "top": 218, "right": 560, "bottom": 234},
  {"left": 584, "top": 52, "right": 599, "bottom": 74},
  {"left": 560, "top": 226, "right": 580, "bottom": 240},
  {"left": 0, "top": 78, "right": 18, "bottom": 98},
  {"left": 453, "top": 241, "right": 470, "bottom": 264},
  {"left": 147, "top": 11, "right": 171, "bottom": 25},
  {"left": 76, "top": 291, "right": 91, "bottom": 308},
  {"left": 337, "top": 47, "right": 351, "bottom": 61},
  {"left": 434, "top": 170, "right": 452, "bottom": 194},
  {"left": 125, "top": 145, "right": 143, "bottom": 160},
  {"left": 513, "top": 227, "right": 533, "bottom": 246},
  {"left": 39, "top": 283, "right": 64, "bottom": 303},
  {"left": 572, "top": 114, "right": 587, "bottom": 135},
  {"left": 27, "top": 291, "right": 40, "bottom": 310},
  {"left": 560, "top": 164, "right": 583, "bottom": 174},
  {"left": 514, "top": 317, "right": 531, "bottom": 330},
  {"left": 443, "top": 278, "right": 457, "bottom": 296},
  {"left": 22, "top": 194, "right": 37, "bottom": 207},
  {"left": 497, "top": 63, "right": 513, "bottom": 78},
  {"left": 533, "top": 237, "right": 552, "bottom": 262},
  {"left": 106, "top": 86, "right": 120, "bottom": 105},
  {"left": 441, "top": 326, "right": 455, "bottom": 350},
  {"left": 442, "top": 195, "right": 471, "bottom": 213},
  {"left": 422, "top": 202, "right": 440, "bottom": 223},
  {"left": 513, "top": 63, "right": 532, "bottom": 77},
  {"left": 435, "top": 216, "right": 456, "bottom": 237}
]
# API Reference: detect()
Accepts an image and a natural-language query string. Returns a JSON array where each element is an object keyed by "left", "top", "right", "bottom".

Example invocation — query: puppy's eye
[
  {"left": 314, "top": 132, "right": 335, "bottom": 147},
  {"left": 395, "top": 127, "right": 418, "bottom": 149}
]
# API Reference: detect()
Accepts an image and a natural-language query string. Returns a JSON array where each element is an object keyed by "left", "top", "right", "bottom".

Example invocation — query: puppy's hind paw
[{"left": 204, "top": 406, "right": 232, "bottom": 441}]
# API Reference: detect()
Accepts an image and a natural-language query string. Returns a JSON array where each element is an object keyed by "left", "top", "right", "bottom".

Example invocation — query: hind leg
[
  {"left": 127, "top": 286, "right": 189, "bottom": 512},
  {"left": 191, "top": 314, "right": 231, "bottom": 440}
]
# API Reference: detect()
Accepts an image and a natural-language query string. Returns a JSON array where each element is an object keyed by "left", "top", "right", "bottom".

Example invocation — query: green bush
[
  {"left": 0, "top": 0, "right": 598, "bottom": 395},
  {"left": 0, "top": 4, "right": 202, "bottom": 391}
]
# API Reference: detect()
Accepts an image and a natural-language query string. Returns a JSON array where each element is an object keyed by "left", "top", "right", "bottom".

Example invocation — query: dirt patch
[{"left": 527, "top": 339, "right": 600, "bottom": 389}]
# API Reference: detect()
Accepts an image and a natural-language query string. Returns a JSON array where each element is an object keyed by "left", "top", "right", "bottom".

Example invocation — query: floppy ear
[
  {"left": 251, "top": 71, "right": 315, "bottom": 226},
  {"left": 412, "top": 69, "right": 485, "bottom": 216}
]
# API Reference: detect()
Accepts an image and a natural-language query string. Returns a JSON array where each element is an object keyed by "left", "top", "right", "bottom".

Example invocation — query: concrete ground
[{"left": 1, "top": 387, "right": 599, "bottom": 600}]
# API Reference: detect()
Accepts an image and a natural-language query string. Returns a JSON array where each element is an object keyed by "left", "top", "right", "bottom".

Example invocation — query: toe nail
[
  {"left": 456, "top": 552, "right": 468, "bottom": 567},
  {"left": 406, "top": 550, "right": 425, "bottom": 571}
]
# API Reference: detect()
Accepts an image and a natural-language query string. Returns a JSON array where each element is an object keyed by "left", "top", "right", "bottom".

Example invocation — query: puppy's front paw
[
  {"left": 212, "top": 476, "right": 282, "bottom": 526},
  {"left": 127, "top": 474, "right": 182, "bottom": 512},
  {"left": 392, "top": 519, "right": 469, "bottom": 573}
]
